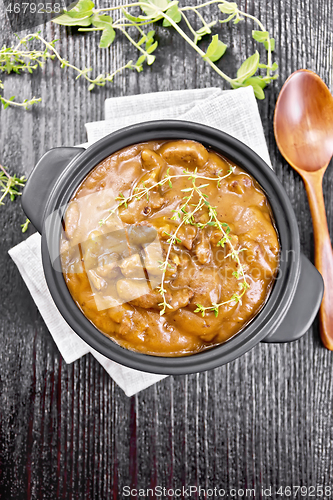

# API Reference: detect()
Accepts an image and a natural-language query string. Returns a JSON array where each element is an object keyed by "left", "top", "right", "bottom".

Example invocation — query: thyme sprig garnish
[
  {"left": 0, "top": 164, "right": 26, "bottom": 205},
  {"left": 0, "top": 82, "right": 41, "bottom": 110},
  {"left": 101, "top": 165, "right": 250, "bottom": 317},
  {"left": 193, "top": 185, "right": 249, "bottom": 317},
  {"left": 0, "top": 164, "right": 30, "bottom": 232},
  {"left": 0, "top": 0, "right": 277, "bottom": 108},
  {"left": 99, "top": 168, "right": 232, "bottom": 226},
  {"left": 0, "top": 33, "right": 135, "bottom": 108},
  {"left": 157, "top": 180, "right": 207, "bottom": 314},
  {"left": 53, "top": 0, "right": 278, "bottom": 98},
  {"left": 0, "top": 35, "right": 53, "bottom": 109}
]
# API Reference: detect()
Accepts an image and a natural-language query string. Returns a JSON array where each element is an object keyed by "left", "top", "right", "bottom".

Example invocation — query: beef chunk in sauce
[{"left": 61, "top": 140, "right": 279, "bottom": 356}]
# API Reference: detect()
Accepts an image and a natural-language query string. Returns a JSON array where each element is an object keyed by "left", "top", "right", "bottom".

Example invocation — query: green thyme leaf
[
  {"left": 243, "top": 76, "right": 267, "bottom": 89},
  {"left": 147, "top": 41, "right": 158, "bottom": 54},
  {"left": 162, "top": 2, "right": 182, "bottom": 26},
  {"left": 53, "top": 14, "right": 92, "bottom": 26},
  {"left": 99, "top": 27, "right": 116, "bottom": 48},
  {"left": 141, "top": 0, "right": 170, "bottom": 17},
  {"left": 236, "top": 51, "right": 260, "bottom": 82},
  {"left": 252, "top": 30, "right": 269, "bottom": 43},
  {"left": 53, "top": 0, "right": 94, "bottom": 26},
  {"left": 122, "top": 10, "right": 145, "bottom": 23},
  {"left": 194, "top": 304, "right": 206, "bottom": 317},
  {"left": 205, "top": 35, "right": 227, "bottom": 63},
  {"left": 250, "top": 84, "right": 265, "bottom": 100},
  {"left": 218, "top": 1, "right": 238, "bottom": 14},
  {"left": 91, "top": 15, "right": 116, "bottom": 48},
  {"left": 21, "top": 218, "right": 30, "bottom": 233}
]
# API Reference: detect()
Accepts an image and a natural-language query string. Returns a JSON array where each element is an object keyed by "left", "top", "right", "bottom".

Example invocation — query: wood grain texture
[{"left": 0, "top": 0, "right": 333, "bottom": 498}]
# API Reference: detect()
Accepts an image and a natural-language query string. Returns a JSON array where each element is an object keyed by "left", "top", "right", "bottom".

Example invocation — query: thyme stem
[
  {"left": 104, "top": 164, "right": 250, "bottom": 317},
  {"left": 0, "top": 164, "right": 11, "bottom": 180},
  {"left": 161, "top": 10, "right": 233, "bottom": 83}
]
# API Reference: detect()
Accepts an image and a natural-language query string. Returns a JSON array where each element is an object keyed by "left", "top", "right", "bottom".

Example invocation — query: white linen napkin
[{"left": 8, "top": 86, "right": 271, "bottom": 397}]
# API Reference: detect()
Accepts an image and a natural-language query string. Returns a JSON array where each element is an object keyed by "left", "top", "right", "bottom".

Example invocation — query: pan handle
[
  {"left": 22, "top": 147, "right": 85, "bottom": 233},
  {"left": 263, "top": 254, "right": 324, "bottom": 343}
]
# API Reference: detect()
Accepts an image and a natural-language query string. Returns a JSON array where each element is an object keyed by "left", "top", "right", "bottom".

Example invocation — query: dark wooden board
[{"left": 1, "top": 0, "right": 333, "bottom": 498}]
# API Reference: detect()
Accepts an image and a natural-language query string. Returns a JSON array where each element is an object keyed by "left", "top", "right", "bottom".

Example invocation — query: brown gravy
[{"left": 60, "top": 140, "right": 280, "bottom": 356}]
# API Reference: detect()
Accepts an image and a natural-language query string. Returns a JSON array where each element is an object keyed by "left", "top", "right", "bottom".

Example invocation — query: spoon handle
[{"left": 302, "top": 169, "right": 333, "bottom": 350}]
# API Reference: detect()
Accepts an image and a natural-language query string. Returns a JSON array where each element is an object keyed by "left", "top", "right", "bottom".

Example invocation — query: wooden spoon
[{"left": 274, "top": 69, "right": 333, "bottom": 349}]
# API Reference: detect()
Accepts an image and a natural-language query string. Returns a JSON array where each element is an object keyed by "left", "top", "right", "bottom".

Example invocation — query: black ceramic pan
[{"left": 22, "top": 121, "right": 324, "bottom": 374}]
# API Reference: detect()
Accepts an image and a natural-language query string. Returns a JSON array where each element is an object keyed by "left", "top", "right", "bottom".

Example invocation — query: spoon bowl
[
  {"left": 274, "top": 70, "right": 333, "bottom": 172},
  {"left": 274, "top": 69, "right": 333, "bottom": 349}
]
